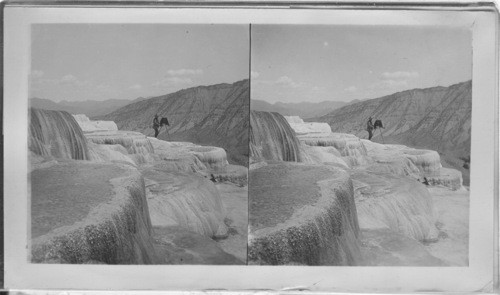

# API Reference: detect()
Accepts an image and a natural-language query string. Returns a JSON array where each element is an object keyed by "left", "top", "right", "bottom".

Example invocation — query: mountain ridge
[
  {"left": 309, "top": 80, "right": 472, "bottom": 184},
  {"left": 30, "top": 97, "right": 139, "bottom": 117},
  {"left": 251, "top": 99, "right": 349, "bottom": 119},
  {"left": 98, "top": 79, "right": 249, "bottom": 166}
]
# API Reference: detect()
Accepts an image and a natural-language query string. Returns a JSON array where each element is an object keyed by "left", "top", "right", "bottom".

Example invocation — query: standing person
[
  {"left": 366, "top": 117, "right": 374, "bottom": 140},
  {"left": 153, "top": 114, "right": 160, "bottom": 138}
]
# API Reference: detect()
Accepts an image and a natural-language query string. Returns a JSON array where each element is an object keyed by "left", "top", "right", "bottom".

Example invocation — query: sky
[
  {"left": 30, "top": 24, "right": 249, "bottom": 102},
  {"left": 251, "top": 25, "right": 472, "bottom": 104}
]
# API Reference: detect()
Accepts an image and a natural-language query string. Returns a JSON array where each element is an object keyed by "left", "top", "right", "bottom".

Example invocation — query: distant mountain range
[
  {"left": 29, "top": 80, "right": 471, "bottom": 175},
  {"left": 29, "top": 97, "right": 149, "bottom": 117},
  {"left": 310, "top": 80, "right": 472, "bottom": 183},
  {"left": 251, "top": 100, "right": 351, "bottom": 119},
  {"left": 98, "top": 80, "right": 249, "bottom": 166}
]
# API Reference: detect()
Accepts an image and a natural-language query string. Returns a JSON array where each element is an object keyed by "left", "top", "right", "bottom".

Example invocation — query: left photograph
[{"left": 28, "top": 24, "right": 249, "bottom": 265}]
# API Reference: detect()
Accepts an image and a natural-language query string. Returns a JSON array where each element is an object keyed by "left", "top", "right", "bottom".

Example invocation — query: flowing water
[
  {"left": 250, "top": 111, "right": 304, "bottom": 162},
  {"left": 29, "top": 108, "right": 90, "bottom": 160},
  {"left": 250, "top": 112, "right": 469, "bottom": 266}
]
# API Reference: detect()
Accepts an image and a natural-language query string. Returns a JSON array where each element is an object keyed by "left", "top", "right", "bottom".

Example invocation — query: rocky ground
[
  {"left": 309, "top": 81, "right": 472, "bottom": 187},
  {"left": 96, "top": 79, "right": 250, "bottom": 166},
  {"left": 248, "top": 113, "right": 469, "bottom": 266},
  {"left": 214, "top": 183, "right": 248, "bottom": 261},
  {"left": 424, "top": 186, "right": 469, "bottom": 266},
  {"left": 28, "top": 109, "right": 469, "bottom": 266},
  {"left": 29, "top": 111, "right": 247, "bottom": 264},
  {"left": 248, "top": 162, "right": 360, "bottom": 266}
]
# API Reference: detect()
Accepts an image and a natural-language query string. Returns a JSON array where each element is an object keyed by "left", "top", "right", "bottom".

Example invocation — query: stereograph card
[{"left": 2, "top": 2, "right": 498, "bottom": 293}]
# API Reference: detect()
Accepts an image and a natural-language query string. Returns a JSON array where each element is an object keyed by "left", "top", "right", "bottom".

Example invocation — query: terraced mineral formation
[
  {"left": 152, "top": 226, "right": 242, "bottom": 265},
  {"left": 310, "top": 81, "right": 472, "bottom": 185},
  {"left": 311, "top": 81, "right": 472, "bottom": 161},
  {"left": 98, "top": 79, "right": 249, "bottom": 166},
  {"left": 250, "top": 111, "right": 304, "bottom": 163},
  {"left": 30, "top": 108, "right": 247, "bottom": 265},
  {"left": 214, "top": 182, "right": 248, "bottom": 261},
  {"left": 358, "top": 228, "right": 446, "bottom": 266},
  {"left": 424, "top": 186, "right": 469, "bottom": 266},
  {"left": 284, "top": 116, "right": 332, "bottom": 136},
  {"left": 301, "top": 145, "right": 350, "bottom": 168},
  {"left": 362, "top": 140, "right": 463, "bottom": 190},
  {"left": 73, "top": 114, "right": 118, "bottom": 132},
  {"left": 143, "top": 167, "right": 228, "bottom": 238},
  {"left": 352, "top": 170, "right": 438, "bottom": 242},
  {"left": 299, "top": 133, "right": 370, "bottom": 166},
  {"left": 31, "top": 161, "right": 158, "bottom": 264},
  {"left": 86, "top": 130, "right": 156, "bottom": 165},
  {"left": 248, "top": 162, "right": 360, "bottom": 265},
  {"left": 86, "top": 130, "right": 154, "bottom": 155},
  {"left": 425, "top": 168, "right": 463, "bottom": 191},
  {"left": 30, "top": 108, "right": 90, "bottom": 160},
  {"left": 250, "top": 111, "right": 468, "bottom": 266}
]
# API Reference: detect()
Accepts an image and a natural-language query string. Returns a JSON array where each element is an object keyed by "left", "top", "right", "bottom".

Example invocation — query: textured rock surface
[
  {"left": 364, "top": 141, "right": 441, "bottom": 173},
  {"left": 310, "top": 81, "right": 472, "bottom": 184},
  {"left": 250, "top": 111, "right": 468, "bottom": 266},
  {"left": 86, "top": 131, "right": 155, "bottom": 165},
  {"left": 149, "top": 138, "right": 230, "bottom": 172},
  {"left": 30, "top": 108, "right": 90, "bottom": 160},
  {"left": 311, "top": 81, "right": 471, "bottom": 156},
  {"left": 250, "top": 111, "right": 304, "bottom": 163},
  {"left": 362, "top": 140, "right": 462, "bottom": 190},
  {"left": 352, "top": 171, "right": 438, "bottom": 242},
  {"left": 98, "top": 80, "right": 249, "bottom": 166},
  {"left": 87, "top": 142, "right": 138, "bottom": 166},
  {"left": 300, "top": 145, "right": 350, "bottom": 168},
  {"left": 147, "top": 139, "right": 207, "bottom": 172},
  {"left": 248, "top": 163, "right": 360, "bottom": 265},
  {"left": 211, "top": 164, "right": 248, "bottom": 186},
  {"left": 285, "top": 116, "right": 332, "bottom": 136},
  {"left": 359, "top": 228, "right": 447, "bottom": 266},
  {"left": 86, "top": 130, "right": 154, "bottom": 155},
  {"left": 426, "top": 167, "right": 463, "bottom": 191},
  {"left": 31, "top": 161, "right": 158, "bottom": 264},
  {"left": 73, "top": 114, "right": 118, "bottom": 132},
  {"left": 284, "top": 116, "right": 305, "bottom": 124},
  {"left": 184, "top": 146, "right": 228, "bottom": 171},
  {"left": 143, "top": 167, "right": 228, "bottom": 238},
  {"left": 299, "top": 133, "right": 370, "bottom": 167},
  {"left": 424, "top": 186, "right": 469, "bottom": 266},
  {"left": 30, "top": 108, "right": 247, "bottom": 265},
  {"left": 214, "top": 183, "right": 248, "bottom": 262},
  {"left": 152, "top": 226, "right": 242, "bottom": 265}
]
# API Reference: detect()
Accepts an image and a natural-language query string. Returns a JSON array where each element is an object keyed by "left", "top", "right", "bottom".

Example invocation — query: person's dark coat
[
  {"left": 366, "top": 117, "right": 374, "bottom": 140},
  {"left": 153, "top": 115, "right": 160, "bottom": 138}
]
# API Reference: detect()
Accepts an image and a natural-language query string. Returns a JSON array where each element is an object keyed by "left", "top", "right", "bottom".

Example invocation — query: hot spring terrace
[
  {"left": 29, "top": 110, "right": 248, "bottom": 264},
  {"left": 247, "top": 112, "right": 468, "bottom": 266},
  {"left": 27, "top": 109, "right": 468, "bottom": 266}
]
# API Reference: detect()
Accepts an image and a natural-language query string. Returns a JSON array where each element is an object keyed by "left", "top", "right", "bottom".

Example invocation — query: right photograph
[{"left": 248, "top": 25, "right": 471, "bottom": 266}]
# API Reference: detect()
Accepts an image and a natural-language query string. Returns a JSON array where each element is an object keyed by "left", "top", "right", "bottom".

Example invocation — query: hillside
[
  {"left": 310, "top": 80, "right": 472, "bottom": 183},
  {"left": 251, "top": 100, "right": 347, "bottom": 119},
  {"left": 99, "top": 80, "right": 249, "bottom": 166},
  {"left": 29, "top": 97, "right": 142, "bottom": 117},
  {"left": 248, "top": 111, "right": 468, "bottom": 266}
]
